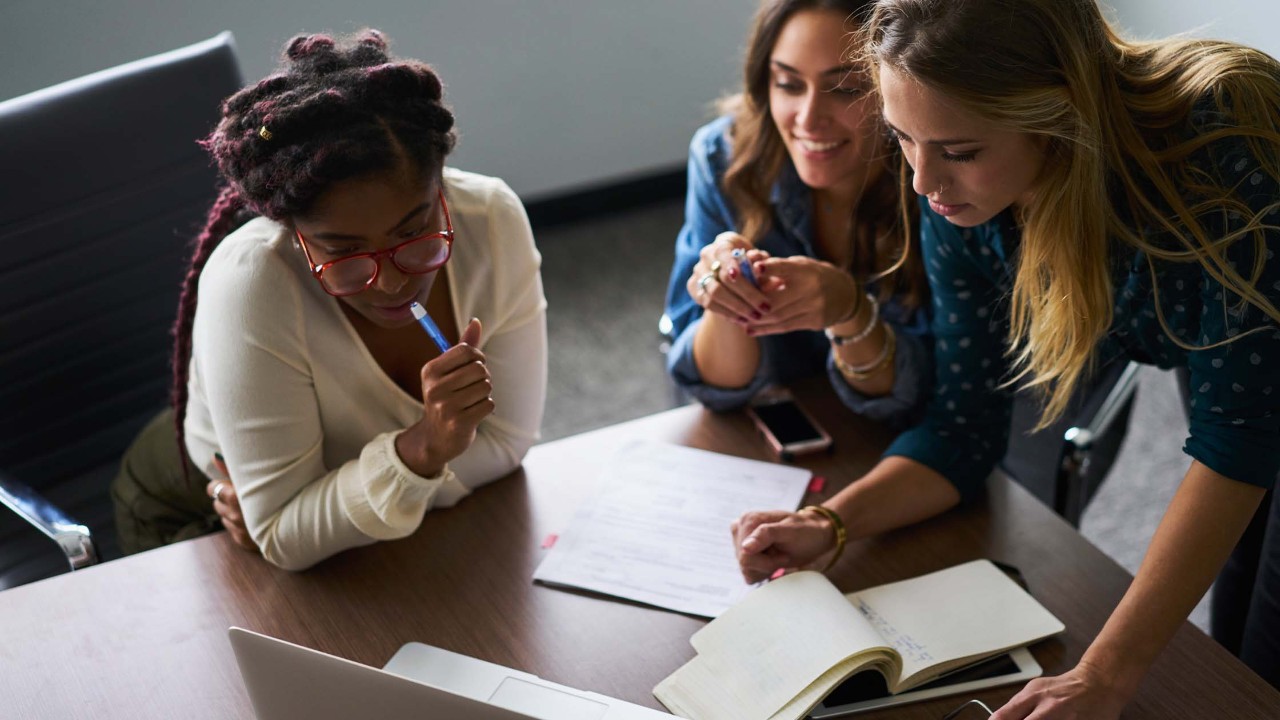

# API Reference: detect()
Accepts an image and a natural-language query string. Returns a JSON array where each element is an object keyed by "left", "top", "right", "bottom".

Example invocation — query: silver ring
[
  {"left": 211, "top": 481, "right": 227, "bottom": 505},
  {"left": 697, "top": 272, "right": 717, "bottom": 296}
]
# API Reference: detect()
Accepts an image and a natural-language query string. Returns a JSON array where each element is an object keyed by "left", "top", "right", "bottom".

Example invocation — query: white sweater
[{"left": 184, "top": 169, "right": 547, "bottom": 570}]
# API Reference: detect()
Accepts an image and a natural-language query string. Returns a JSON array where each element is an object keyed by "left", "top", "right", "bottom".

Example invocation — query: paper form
[{"left": 532, "top": 440, "right": 811, "bottom": 618}]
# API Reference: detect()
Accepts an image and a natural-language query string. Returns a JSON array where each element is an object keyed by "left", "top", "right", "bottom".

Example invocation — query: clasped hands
[{"left": 686, "top": 232, "right": 859, "bottom": 336}]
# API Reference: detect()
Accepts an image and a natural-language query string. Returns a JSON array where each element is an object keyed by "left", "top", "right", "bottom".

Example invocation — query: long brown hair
[
  {"left": 724, "top": 0, "right": 925, "bottom": 307},
  {"left": 864, "top": 0, "right": 1280, "bottom": 426}
]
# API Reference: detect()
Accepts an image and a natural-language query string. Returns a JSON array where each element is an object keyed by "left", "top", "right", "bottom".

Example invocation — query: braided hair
[{"left": 172, "top": 29, "right": 457, "bottom": 469}]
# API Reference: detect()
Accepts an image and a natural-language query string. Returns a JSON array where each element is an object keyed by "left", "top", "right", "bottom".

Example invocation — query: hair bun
[
  {"left": 285, "top": 34, "right": 336, "bottom": 61},
  {"left": 365, "top": 63, "right": 443, "bottom": 102},
  {"left": 357, "top": 29, "right": 388, "bottom": 51},
  {"left": 349, "top": 28, "right": 391, "bottom": 67},
  {"left": 285, "top": 34, "right": 342, "bottom": 75}
]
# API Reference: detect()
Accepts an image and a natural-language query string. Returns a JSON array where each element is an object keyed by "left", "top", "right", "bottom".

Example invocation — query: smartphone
[{"left": 745, "top": 392, "right": 833, "bottom": 461}]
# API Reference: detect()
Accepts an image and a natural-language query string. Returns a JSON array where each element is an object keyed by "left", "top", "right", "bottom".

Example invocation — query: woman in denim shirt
[{"left": 664, "top": 0, "right": 929, "bottom": 426}]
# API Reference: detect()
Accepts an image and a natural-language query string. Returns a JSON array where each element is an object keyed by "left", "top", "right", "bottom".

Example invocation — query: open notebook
[{"left": 653, "top": 560, "right": 1064, "bottom": 720}]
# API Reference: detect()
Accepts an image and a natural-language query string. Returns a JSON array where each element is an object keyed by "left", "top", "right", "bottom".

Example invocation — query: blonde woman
[
  {"left": 665, "top": 0, "right": 929, "bottom": 424},
  {"left": 732, "top": 0, "right": 1280, "bottom": 714}
]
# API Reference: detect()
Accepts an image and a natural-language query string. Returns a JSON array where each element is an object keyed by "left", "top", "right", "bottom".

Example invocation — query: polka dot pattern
[{"left": 886, "top": 113, "right": 1280, "bottom": 494}]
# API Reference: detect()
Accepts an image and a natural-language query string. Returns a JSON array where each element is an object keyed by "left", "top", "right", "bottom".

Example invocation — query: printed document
[{"left": 533, "top": 440, "right": 811, "bottom": 618}]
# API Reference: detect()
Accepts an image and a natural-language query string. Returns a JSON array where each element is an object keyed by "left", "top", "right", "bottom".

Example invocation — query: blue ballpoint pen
[
  {"left": 731, "top": 248, "right": 757, "bottom": 287},
  {"left": 409, "top": 301, "right": 451, "bottom": 353}
]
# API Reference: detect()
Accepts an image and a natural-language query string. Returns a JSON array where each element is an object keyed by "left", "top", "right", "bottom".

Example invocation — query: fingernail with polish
[
  {"left": 728, "top": 267, "right": 739, "bottom": 280},
  {"left": 751, "top": 310, "right": 762, "bottom": 320},
  {"left": 760, "top": 303, "right": 772, "bottom": 312}
]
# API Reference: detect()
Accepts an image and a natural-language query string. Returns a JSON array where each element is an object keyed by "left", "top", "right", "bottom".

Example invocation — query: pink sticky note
[
  {"left": 808, "top": 476, "right": 826, "bottom": 493},
  {"left": 541, "top": 533, "right": 559, "bottom": 549}
]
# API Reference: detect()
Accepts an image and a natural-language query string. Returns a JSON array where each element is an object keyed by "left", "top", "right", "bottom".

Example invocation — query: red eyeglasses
[{"left": 295, "top": 188, "right": 454, "bottom": 297}]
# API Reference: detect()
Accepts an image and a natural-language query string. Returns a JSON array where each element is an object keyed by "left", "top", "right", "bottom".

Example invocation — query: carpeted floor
[{"left": 535, "top": 198, "right": 1210, "bottom": 632}]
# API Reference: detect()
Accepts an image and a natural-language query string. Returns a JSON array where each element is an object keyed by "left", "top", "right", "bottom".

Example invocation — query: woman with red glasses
[{"left": 111, "top": 30, "right": 547, "bottom": 570}]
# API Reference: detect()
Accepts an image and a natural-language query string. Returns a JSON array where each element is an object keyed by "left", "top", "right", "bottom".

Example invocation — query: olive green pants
[{"left": 110, "top": 408, "right": 220, "bottom": 555}]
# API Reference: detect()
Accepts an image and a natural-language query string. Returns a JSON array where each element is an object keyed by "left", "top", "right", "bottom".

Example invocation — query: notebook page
[
  {"left": 533, "top": 441, "right": 810, "bottom": 618},
  {"left": 845, "top": 560, "right": 1064, "bottom": 691},
  {"left": 655, "top": 572, "right": 891, "bottom": 720}
]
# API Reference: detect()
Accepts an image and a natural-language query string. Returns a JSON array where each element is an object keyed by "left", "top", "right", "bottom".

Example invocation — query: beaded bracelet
[
  {"left": 825, "top": 292, "right": 879, "bottom": 346},
  {"left": 800, "top": 505, "right": 847, "bottom": 572}
]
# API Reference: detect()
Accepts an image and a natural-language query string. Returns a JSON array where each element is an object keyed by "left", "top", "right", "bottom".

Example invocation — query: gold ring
[
  {"left": 697, "top": 272, "right": 717, "bottom": 295},
  {"left": 211, "top": 481, "right": 227, "bottom": 505},
  {"left": 709, "top": 260, "right": 723, "bottom": 279}
]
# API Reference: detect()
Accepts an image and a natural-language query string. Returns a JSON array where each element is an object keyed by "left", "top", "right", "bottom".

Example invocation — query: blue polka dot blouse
[{"left": 884, "top": 102, "right": 1280, "bottom": 499}]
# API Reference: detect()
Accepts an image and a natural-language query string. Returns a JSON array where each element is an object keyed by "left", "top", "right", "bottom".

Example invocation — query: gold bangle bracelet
[
  {"left": 834, "top": 324, "right": 896, "bottom": 381},
  {"left": 801, "top": 505, "right": 847, "bottom": 573}
]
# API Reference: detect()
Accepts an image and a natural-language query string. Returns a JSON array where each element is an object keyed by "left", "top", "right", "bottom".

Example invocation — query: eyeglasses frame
[
  {"left": 942, "top": 699, "right": 994, "bottom": 719},
  {"left": 294, "top": 187, "right": 454, "bottom": 297}
]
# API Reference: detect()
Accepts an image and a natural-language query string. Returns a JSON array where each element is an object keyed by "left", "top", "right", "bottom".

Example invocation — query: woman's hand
[
  {"left": 207, "top": 454, "right": 257, "bottom": 552},
  {"left": 990, "top": 662, "right": 1133, "bottom": 720},
  {"left": 746, "top": 255, "right": 859, "bottom": 336},
  {"left": 395, "top": 318, "right": 495, "bottom": 477},
  {"left": 686, "top": 232, "right": 774, "bottom": 326},
  {"left": 731, "top": 509, "right": 838, "bottom": 583}
]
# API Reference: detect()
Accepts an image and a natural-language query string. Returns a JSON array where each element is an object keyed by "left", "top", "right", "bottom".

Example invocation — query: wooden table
[{"left": 1, "top": 380, "right": 1277, "bottom": 719}]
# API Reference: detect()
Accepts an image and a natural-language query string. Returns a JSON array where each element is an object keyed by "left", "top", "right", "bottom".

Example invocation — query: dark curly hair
[{"left": 172, "top": 29, "right": 457, "bottom": 470}]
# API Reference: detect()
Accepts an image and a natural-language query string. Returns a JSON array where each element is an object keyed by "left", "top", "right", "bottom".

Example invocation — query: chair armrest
[
  {"left": 0, "top": 471, "right": 98, "bottom": 571},
  {"left": 658, "top": 313, "right": 674, "bottom": 340},
  {"left": 1055, "top": 360, "right": 1142, "bottom": 526}
]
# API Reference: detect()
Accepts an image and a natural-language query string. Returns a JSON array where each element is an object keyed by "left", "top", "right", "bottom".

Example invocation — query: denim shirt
[
  {"left": 885, "top": 100, "right": 1280, "bottom": 500},
  {"left": 664, "top": 116, "right": 932, "bottom": 427}
]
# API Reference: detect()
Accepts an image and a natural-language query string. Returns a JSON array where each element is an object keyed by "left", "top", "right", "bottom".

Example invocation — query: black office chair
[
  {"left": 1002, "top": 358, "right": 1140, "bottom": 526},
  {"left": 0, "top": 33, "right": 243, "bottom": 590}
]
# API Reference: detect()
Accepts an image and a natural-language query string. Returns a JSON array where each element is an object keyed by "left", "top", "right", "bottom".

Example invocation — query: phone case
[{"left": 745, "top": 397, "right": 833, "bottom": 461}]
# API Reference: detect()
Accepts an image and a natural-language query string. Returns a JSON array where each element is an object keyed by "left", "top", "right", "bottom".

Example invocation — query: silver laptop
[{"left": 229, "top": 627, "right": 671, "bottom": 720}]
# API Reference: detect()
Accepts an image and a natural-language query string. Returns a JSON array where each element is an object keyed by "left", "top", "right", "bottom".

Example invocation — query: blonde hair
[
  {"left": 724, "top": 0, "right": 926, "bottom": 306},
  {"left": 862, "top": 0, "right": 1280, "bottom": 427}
]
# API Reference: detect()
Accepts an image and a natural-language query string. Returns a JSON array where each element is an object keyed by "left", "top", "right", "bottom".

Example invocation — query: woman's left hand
[
  {"left": 207, "top": 455, "right": 259, "bottom": 553},
  {"left": 746, "top": 255, "right": 859, "bottom": 336},
  {"left": 991, "top": 663, "right": 1132, "bottom": 720}
]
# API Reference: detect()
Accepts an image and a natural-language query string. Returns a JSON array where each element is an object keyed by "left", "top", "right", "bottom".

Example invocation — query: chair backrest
[
  {"left": 1002, "top": 356, "right": 1138, "bottom": 523},
  {"left": 0, "top": 33, "right": 243, "bottom": 568}
]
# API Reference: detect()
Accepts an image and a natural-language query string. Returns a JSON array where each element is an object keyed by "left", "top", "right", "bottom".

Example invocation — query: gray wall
[
  {"left": 0, "top": 0, "right": 751, "bottom": 200},
  {"left": 1105, "top": 0, "right": 1280, "bottom": 58}
]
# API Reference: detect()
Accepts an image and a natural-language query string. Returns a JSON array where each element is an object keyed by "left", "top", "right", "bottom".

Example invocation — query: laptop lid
[
  {"left": 228, "top": 627, "right": 538, "bottom": 720},
  {"left": 384, "top": 642, "right": 670, "bottom": 719}
]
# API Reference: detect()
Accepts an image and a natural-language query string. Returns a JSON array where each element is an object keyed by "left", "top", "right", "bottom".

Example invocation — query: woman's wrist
[
  {"left": 825, "top": 272, "right": 863, "bottom": 329},
  {"left": 834, "top": 324, "right": 895, "bottom": 381},
  {"left": 826, "top": 292, "right": 878, "bottom": 344},
  {"left": 394, "top": 425, "right": 445, "bottom": 478},
  {"left": 1078, "top": 637, "right": 1152, "bottom": 701},
  {"left": 800, "top": 505, "right": 847, "bottom": 572}
]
